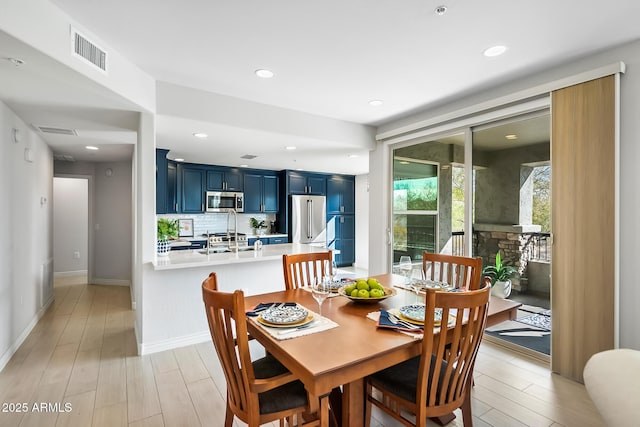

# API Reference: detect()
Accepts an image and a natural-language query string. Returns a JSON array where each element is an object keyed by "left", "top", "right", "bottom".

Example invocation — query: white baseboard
[
  {"left": 0, "top": 296, "right": 54, "bottom": 372},
  {"left": 91, "top": 278, "right": 131, "bottom": 287},
  {"left": 54, "top": 270, "right": 87, "bottom": 277},
  {"left": 140, "top": 330, "right": 211, "bottom": 356}
]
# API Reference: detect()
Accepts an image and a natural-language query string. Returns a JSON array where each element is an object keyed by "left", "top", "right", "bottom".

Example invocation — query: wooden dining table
[{"left": 244, "top": 273, "right": 521, "bottom": 427}]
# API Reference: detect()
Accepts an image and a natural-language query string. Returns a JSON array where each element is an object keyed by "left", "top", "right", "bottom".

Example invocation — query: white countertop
[{"left": 153, "top": 242, "right": 328, "bottom": 270}]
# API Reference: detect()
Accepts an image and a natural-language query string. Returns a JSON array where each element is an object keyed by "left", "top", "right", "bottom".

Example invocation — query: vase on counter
[{"left": 157, "top": 238, "right": 170, "bottom": 256}]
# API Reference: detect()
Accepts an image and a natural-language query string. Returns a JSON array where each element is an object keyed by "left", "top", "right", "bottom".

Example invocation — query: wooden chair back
[
  {"left": 202, "top": 273, "right": 258, "bottom": 422},
  {"left": 422, "top": 252, "right": 484, "bottom": 290},
  {"left": 282, "top": 251, "right": 333, "bottom": 290},
  {"left": 418, "top": 284, "right": 490, "bottom": 422},
  {"left": 203, "top": 273, "right": 321, "bottom": 426}
]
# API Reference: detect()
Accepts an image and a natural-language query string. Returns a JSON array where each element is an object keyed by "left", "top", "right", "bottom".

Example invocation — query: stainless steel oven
[{"left": 205, "top": 191, "right": 244, "bottom": 213}]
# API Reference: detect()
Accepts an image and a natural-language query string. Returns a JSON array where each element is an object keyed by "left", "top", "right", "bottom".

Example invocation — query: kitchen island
[
  {"left": 141, "top": 243, "right": 331, "bottom": 355},
  {"left": 154, "top": 242, "right": 322, "bottom": 270}
]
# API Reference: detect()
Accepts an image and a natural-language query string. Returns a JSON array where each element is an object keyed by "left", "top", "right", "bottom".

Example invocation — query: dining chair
[
  {"left": 202, "top": 272, "right": 320, "bottom": 427},
  {"left": 364, "top": 283, "right": 491, "bottom": 427},
  {"left": 282, "top": 251, "right": 333, "bottom": 290},
  {"left": 422, "top": 252, "right": 484, "bottom": 290}
]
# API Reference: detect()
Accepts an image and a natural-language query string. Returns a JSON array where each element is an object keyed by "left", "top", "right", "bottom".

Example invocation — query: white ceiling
[{"left": 2, "top": 0, "right": 640, "bottom": 171}]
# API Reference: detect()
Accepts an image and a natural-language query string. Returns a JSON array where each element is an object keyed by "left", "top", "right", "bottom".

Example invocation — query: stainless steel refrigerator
[{"left": 290, "top": 195, "right": 326, "bottom": 244}]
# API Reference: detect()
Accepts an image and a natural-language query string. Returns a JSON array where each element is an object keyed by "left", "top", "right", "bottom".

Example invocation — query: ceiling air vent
[
  {"left": 53, "top": 154, "right": 76, "bottom": 162},
  {"left": 71, "top": 27, "right": 108, "bottom": 73},
  {"left": 37, "top": 126, "right": 78, "bottom": 136},
  {"left": 241, "top": 154, "right": 258, "bottom": 159}
]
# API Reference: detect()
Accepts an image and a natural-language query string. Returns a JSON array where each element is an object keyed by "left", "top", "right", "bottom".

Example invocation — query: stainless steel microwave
[{"left": 206, "top": 191, "right": 244, "bottom": 213}]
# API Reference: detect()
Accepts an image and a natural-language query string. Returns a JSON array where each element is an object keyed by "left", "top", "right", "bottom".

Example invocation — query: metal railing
[{"left": 523, "top": 232, "right": 551, "bottom": 262}]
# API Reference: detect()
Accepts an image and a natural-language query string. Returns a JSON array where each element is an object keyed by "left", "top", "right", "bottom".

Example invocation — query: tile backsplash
[{"left": 157, "top": 213, "right": 277, "bottom": 238}]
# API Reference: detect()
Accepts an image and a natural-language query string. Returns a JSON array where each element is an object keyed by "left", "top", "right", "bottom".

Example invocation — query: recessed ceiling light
[
  {"left": 174, "top": 158, "right": 185, "bottom": 162},
  {"left": 85, "top": 145, "right": 99, "bottom": 150},
  {"left": 239, "top": 164, "right": 249, "bottom": 168},
  {"left": 368, "top": 99, "right": 384, "bottom": 107},
  {"left": 434, "top": 5, "right": 447, "bottom": 15},
  {"left": 483, "top": 45, "right": 507, "bottom": 57},
  {"left": 7, "top": 57, "right": 25, "bottom": 67},
  {"left": 348, "top": 154, "right": 359, "bottom": 158},
  {"left": 505, "top": 134, "right": 518, "bottom": 140},
  {"left": 193, "top": 133, "right": 208, "bottom": 138},
  {"left": 255, "top": 69, "right": 274, "bottom": 78},
  {"left": 285, "top": 146, "right": 297, "bottom": 150}
]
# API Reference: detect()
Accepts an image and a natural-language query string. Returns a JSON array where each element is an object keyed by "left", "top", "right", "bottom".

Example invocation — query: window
[{"left": 392, "top": 157, "right": 438, "bottom": 262}]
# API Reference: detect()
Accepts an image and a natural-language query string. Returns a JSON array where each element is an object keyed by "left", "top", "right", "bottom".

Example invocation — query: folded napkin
[
  {"left": 377, "top": 309, "right": 424, "bottom": 332},
  {"left": 246, "top": 302, "right": 297, "bottom": 317},
  {"left": 367, "top": 310, "right": 423, "bottom": 339}
]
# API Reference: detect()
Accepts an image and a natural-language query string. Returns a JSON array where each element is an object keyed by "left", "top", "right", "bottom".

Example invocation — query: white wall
[
  {"left": 0, "top": 101, "right": 53, "bottom": 370},
  {"left": 93, "top": 162, "right": 132, "bottom": 283},
  {"left": 371, "top": 39, "right": 640, "bottom": 350},
  {"left": 354, "top": 174, "right": 369, "bottom": 269},
  {"left": 54, "top": 160, "right": 132, "bottom": 286},
  {"left": 53, "top": 177, "right": 88, "bottom": 274}
]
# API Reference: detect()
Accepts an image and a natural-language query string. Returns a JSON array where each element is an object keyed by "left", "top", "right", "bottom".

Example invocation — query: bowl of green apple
[{"left": 338, "top": 277, "right": 397, "bottom": 303}]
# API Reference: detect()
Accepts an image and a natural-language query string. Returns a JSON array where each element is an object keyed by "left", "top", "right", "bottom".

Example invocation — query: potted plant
[
  {"left": 157, "top": 218, "right": 179, "bottom": 256},
  {"left": 482, "top": 251, "right": 517, "bottom": 298},
  {"left": 249, "top": 217, "right": 266, "bottom": 235}
]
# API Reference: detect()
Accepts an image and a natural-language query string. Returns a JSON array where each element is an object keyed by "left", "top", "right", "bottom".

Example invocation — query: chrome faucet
[{"left": 227, "top": 209, "right": 238, "bottom": 253}]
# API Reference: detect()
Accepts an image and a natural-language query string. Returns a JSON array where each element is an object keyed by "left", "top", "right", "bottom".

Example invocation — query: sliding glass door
[{"left": 392, "top": 133, "right": 465, "bottom": 264}]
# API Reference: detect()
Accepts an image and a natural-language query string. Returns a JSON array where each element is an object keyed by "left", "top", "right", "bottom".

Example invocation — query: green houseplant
[
  {"left": 157, "top": 218, "right": 179, "bottom": 256},
  {"left": 249, "top": 217, "right": 266, "bottom": 235},
  {"left": 482, "top": 251, "right": 517, "bottom": 298}
]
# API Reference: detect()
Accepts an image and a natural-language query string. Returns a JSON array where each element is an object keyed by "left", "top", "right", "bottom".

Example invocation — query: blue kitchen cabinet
[
  {"left": 327, "top": 214, "right": 355, "bottom": 267},
  {"left": 156, "top": 149, "right": 178, "bottom": 214},
  {"left": 180, "top": 165, "right": 206, "bottom": 213},
  {"left": 244, "top": 172, "right": 279, "bottom": 213},
  {"left": 268, "top": 236, "right": 287, "bottom": 244},
  {"left": 166, "top": 160, "right": 178, "bottom": 213},
  {"left": 206, "top": 167, "right": 243, "bottom": 191},
  {"left": 326, "top": 175, "right": 355, "bottom": 214},
  {"left": 287, "top": 171, "right": 326, "bottom": 195}
]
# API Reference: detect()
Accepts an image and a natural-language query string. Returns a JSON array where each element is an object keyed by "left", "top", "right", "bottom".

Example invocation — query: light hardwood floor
[{"left": 0, "top": 277, "right": 604, "bottom": 427}]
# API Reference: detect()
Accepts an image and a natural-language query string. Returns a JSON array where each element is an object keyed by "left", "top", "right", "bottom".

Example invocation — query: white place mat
[{"left": 251, "top": 308, "right": 339, "bottom": 340}]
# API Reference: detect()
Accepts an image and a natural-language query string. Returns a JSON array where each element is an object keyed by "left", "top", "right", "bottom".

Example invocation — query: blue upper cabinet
[
  {"left": 180, "top": 165, "right": 206, "bottom": 213},
  {"left": 206, "top": 167, "right": 243, "bottom": 191},
  {"left": 156, "top": 149, "right": 178, "bottom": 213},
  {"left": 156, "top": 149, "right": 169, "bottom": 213},
  {"left": 326, "top": 175, "right": 355, "bottom": 214},
  {"left": 166, "top": 160, "right": 178, "bottom": 213},
  {"left": 244, "top": 171, "right": 279, "bottom": 213},
  {"left": 286, "top": 171, "right": 326, "bottom": 195}
]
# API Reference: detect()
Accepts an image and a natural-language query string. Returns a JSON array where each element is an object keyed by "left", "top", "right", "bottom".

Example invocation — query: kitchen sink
[{"left": 198, "top": 246, "right": 254, "bottom": 254}]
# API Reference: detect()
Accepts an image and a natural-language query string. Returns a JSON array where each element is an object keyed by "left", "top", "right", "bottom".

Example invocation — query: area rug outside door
[{"left": 485, "top": 309, "right": 551, "bottom": 355}]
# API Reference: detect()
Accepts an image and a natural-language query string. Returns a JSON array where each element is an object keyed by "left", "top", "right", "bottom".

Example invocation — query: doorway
[
  {"left": 389, "top": 112, "right": 553, "bottom": 356},
  {"left": 472, "top": 112, "right": 552, "bottom": 357},
  {"left": 53, "top": 177, "right": 89, "bottom": 283}
]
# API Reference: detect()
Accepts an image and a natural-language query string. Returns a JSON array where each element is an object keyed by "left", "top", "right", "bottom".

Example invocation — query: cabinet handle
[
  {"left": 201, "top": 204, "right": 204, "bottom": 211},
  {"left": 340, "top": 217, "right": 344, "bottom": 223},
  {"left": 175, "top": 203, "right": 178, "bottom": 211},
  {"left": 340, "top": 206, "right": 344, "bottom": 212}
]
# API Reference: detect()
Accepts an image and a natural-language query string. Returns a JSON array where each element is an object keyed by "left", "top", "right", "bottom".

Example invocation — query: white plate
[
  {"left": 399, "top": 304, "right": 443, "bottom": 323},
  {"left": 259, "top": 305, "right": 308, "bottom": 324}
]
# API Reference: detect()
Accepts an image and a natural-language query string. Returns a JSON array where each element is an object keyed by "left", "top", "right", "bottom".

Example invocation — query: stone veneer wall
[{"left": 474, "top": 224, "right": 542, "bottom": 292}]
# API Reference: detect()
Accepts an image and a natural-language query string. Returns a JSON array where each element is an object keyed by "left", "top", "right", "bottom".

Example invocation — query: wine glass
[
  {"left": 311, "top": 276, "right": 330, "bottom": 316},
  {"left": 398, "top": 256, "right": 412, "bottom": 279}
]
